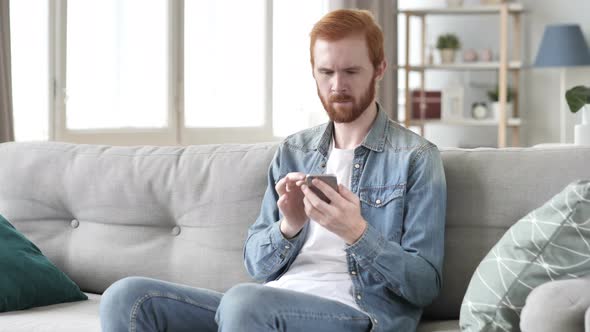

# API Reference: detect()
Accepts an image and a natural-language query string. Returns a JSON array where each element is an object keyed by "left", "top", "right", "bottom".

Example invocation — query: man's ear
[{"left": 375, "top": 60, "right": 387, "bottom": 81}]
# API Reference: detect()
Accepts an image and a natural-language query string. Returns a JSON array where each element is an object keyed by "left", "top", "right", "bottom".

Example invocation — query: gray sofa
[{"left": 0, "top": 141, "right": 588, "bottom": 332}]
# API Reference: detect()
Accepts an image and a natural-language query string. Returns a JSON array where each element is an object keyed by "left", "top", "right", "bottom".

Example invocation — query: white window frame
[{"left": 50, "top": 0, "right": 276, "bottom": 146}]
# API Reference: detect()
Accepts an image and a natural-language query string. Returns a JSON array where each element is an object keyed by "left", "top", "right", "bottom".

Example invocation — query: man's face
[{"left": 312, "top": 35, "right": 381, "bottom": 123}]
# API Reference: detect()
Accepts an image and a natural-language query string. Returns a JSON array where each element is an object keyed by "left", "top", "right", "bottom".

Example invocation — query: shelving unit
[
  {"left": 398, "top": 3, "right": 524, "bottom": 148},
  {"left": 410, "top": 118, "right": 522, "bottom": 127},
  {"left": 396, "top": 61, "right": 522, "bottom": 71}
]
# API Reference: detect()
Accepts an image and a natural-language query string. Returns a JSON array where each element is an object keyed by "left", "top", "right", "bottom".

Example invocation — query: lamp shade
[{"left": 534, "top": 24, "right": 590, "bottom": 67}]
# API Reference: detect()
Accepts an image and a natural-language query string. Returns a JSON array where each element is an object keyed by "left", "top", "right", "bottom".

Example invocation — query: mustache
[{"left": 329, "top": 93, "right": 353, "bottom": 102}]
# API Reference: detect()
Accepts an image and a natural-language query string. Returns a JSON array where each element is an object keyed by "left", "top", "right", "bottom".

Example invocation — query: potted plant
[
  {"left": 487, "top": 86, "right": 515, "bottom": 121},
  {"left": 436, "top": 34, "right": 461, "bottom": 64},
  {"left": 565, "top": 85, "right": 590, "bottom": 145}
]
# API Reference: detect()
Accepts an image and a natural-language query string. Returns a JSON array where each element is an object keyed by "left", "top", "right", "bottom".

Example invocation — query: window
[
  {"left": 9, "top": 0, "right": 49, "bottom": 141},
  {"left": 66, "top": 0, "right": 168, "bottom": 129},
  {"left": 9, "top": 0, "right": 329, "bottom": 145},
  {"left": 184, "top": 0, "right": 266, "bottom": 128},
  {"left": 272, "top": 0, "right": 328, "bottom": 137}
]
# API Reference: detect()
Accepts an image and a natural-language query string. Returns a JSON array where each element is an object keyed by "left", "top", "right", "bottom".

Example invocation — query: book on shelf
[{"left": 410, "top": 90, "right": 441, "bottom": 120}]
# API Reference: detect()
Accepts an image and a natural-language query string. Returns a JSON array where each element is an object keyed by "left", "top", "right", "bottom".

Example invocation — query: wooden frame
[{"left": 400, "top": 3, "right": 524, "bottom": 148}]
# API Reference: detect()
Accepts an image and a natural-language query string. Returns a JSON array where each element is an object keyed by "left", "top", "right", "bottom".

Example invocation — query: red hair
[{"left": 309, "top": 9, "right": 384, "bottom": 69}]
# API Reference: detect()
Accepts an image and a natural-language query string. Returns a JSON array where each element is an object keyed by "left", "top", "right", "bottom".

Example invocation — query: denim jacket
[{"left": 244, "top": 104, "right": 447, "bottom": 332}]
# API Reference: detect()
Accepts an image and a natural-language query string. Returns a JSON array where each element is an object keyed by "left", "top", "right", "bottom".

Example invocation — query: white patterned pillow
[{"left": 460, "top": 180, "right": 590, "bottom": 332}]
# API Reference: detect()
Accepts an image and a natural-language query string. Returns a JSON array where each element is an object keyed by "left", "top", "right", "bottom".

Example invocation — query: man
[{"left": 100, "top": 9, "right": 446, "bottom": 332}]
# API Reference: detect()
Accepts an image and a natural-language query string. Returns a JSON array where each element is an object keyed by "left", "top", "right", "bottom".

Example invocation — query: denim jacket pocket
[
  {"left": 359, "top": 183, "right": 405, "bottom": 242},
  {"left": 359, "top": 183, "right": 405, "bottom": 207}
]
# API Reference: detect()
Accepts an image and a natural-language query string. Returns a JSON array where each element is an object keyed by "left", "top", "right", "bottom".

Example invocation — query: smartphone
[{"left": 305, "top": 174, "right": 338, "bottom": 203}]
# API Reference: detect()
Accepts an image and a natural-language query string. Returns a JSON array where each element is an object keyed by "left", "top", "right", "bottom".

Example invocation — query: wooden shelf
[
  {"left": 400, "top": 2, "right": 524, "bottom": 147},
  {"left": 397, "top": 61, "right": 523, "bottom": 71},
  {"left": 408, "top": 118, "right": 522, "bottom": 127},
  {"left": 398, "top": 4, "right": 524, "bottom": 15}
]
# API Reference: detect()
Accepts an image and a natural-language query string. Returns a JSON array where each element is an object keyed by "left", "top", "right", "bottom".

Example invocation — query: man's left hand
[{"left": 300, "top": 180, "right": 367, "bottom": 245}]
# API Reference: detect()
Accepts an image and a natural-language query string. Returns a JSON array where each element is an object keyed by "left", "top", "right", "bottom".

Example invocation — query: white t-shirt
[{"left": 265, "top": 140, "right": 361, "bottom": 311}]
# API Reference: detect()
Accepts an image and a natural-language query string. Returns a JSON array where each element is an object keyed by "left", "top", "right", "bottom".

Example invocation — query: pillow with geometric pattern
[
  {"left": 460, "top": 180, "right": 590, "bottom": 332},
  {"left": 0, "top": 213, "right": 87, "bottom": 312}
]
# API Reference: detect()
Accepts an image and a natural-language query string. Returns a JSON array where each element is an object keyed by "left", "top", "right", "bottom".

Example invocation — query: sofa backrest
[
  {"left": 425, "top": 146, "right": 590, "bottom": 319},
  {"left": 1, "top": 142, "right": 589, "bottom": 320},
  {"left": 0, "top": 142, "right": 277, "bottom": 295}
]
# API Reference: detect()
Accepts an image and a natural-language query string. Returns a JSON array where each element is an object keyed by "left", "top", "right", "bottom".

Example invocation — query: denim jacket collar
[{"left": 315, "top": 102, "right": 389, "bottom": 157}]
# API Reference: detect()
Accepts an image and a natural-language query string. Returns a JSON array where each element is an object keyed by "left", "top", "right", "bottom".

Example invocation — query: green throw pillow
[
  {"left": 0, "top": 214, "right": 87, "bottom": 312},
  {"left": 460, "top": 180, "right": 590, "bottom": 332}
]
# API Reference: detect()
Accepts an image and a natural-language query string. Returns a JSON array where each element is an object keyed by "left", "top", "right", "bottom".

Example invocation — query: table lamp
[{"left": 534, "top": 24, "right": 590, "bottom": 143}]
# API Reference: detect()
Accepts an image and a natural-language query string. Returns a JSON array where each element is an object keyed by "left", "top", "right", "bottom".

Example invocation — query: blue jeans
[{"left": 100, "top": 277, "right": 372, "bottom": 332}]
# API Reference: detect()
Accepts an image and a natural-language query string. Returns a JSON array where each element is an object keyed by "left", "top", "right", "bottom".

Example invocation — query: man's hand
[
  {"left": 301, "top": 180, "right": 367, "bottom": 245},
  {"left": 275, "top": 172, "right": 309, "bottom": 238}
]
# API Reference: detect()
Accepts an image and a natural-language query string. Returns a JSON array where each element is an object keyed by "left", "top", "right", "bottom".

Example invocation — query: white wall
[
  {"left": 521, "top": 0, "right": 590, "bottom": 145},
  {"left": 399, "top": 0, "right": 590, "bottom": 147}
]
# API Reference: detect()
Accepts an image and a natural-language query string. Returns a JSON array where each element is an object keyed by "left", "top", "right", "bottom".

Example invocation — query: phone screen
[{"left": 306, "top": 174, "right": 338, "bottom": 203}]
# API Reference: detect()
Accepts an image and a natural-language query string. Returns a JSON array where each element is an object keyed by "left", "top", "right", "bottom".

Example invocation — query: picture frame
[{"left": 441, "top": 86, "right": 465, "bottom": 121}]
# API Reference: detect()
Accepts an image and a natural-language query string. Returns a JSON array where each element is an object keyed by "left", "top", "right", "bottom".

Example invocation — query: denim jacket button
[
  {"left": 356, "top": 295, "right": 362, "bottom": 300},
  {"left": 354, "top": 163, "right": 360, "bottom": 169},
  {"left": 375, "top": 199, "right": 382, "bottom": 204},
  {"left": 351, "top": 271, "right": 357, "bottom": 275}
]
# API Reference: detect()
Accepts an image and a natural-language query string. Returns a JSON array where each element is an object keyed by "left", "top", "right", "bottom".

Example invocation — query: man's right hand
[{"left": 275, "top": 172, "right": 308, "bottom": 238}]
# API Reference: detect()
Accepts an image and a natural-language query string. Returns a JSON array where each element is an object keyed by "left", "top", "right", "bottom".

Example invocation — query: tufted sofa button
[
  {"left": 70, "top": 219, "right": 79, "bottom": 228},
  {"left": 171, "top": 226, "right": 181, "bottom": 236}
]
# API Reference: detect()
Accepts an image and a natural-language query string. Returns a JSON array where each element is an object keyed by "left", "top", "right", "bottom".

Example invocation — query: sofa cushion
[
  {"left": 519, "top": 275, "right": 590, "bottom": 332},
  {"left": 0, "top": 293, "right": 100, "bottom": 332},
  {"left": 0, "top": 214, "right": 87, "bottom": 312},
  {"left": 459, "top": 180, "right": 590, "bottom": 331},
  {"left": 416, "top": 320, "right": 459, "bottom": 332}
]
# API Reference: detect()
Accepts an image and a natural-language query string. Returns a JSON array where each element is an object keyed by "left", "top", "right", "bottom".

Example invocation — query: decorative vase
[
  {"left": 440, "top": 49, "right": 456, "bottom": 64},
  {"left": 480, "top": 48, "right": 493, "bottom": 62},
  {"left": 574, "top": 105, "right": 590, "bottom": 145},
  {"left": 491, "top": 102, "right": 513, "bottom": 121},
  {"left": 463, "top": 49, "right": 478, "bottom": 62}
]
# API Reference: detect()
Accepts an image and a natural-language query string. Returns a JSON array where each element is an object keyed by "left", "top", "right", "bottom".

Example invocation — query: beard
[{"left": 318, "top": 75, "right": 377, "bottom": 123}]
